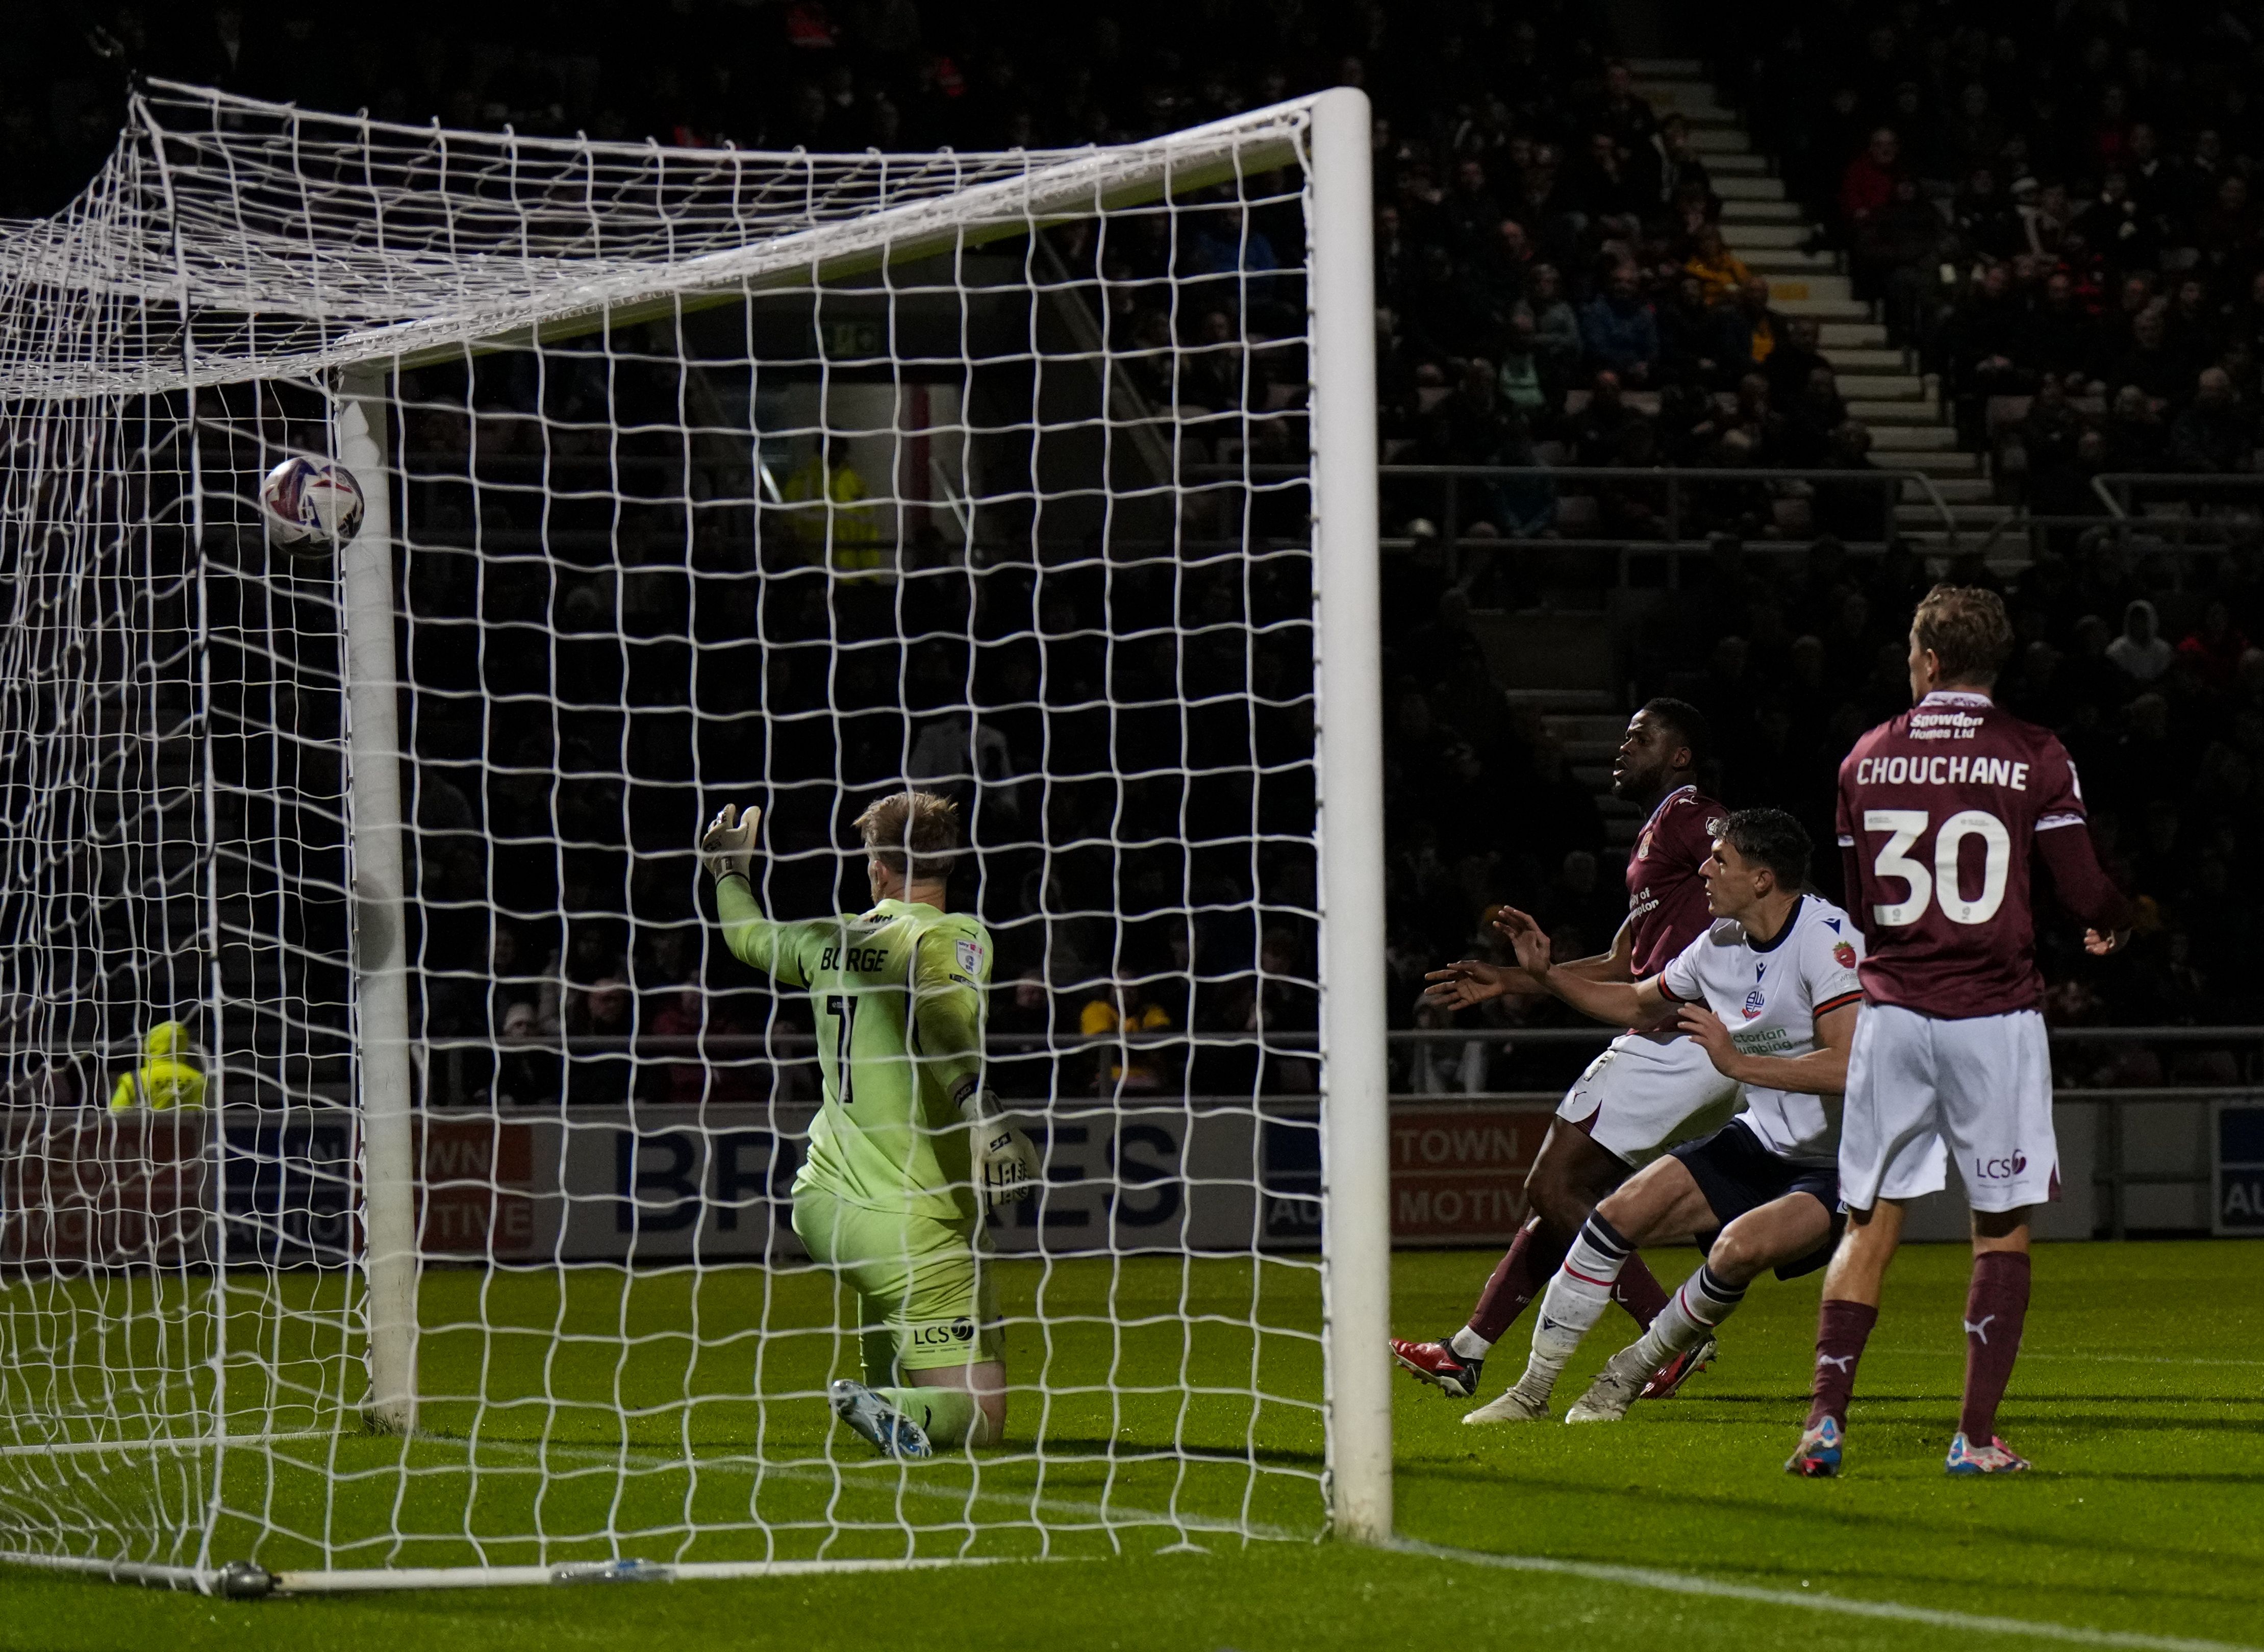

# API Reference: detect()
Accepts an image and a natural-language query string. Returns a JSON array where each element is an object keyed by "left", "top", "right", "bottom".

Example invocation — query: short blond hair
[
  {"left": 854, "top": 790, "right": 961, "bottom": 881},
  {"left": 1913, "top": 583, "right": 2014, "bottom": 687}
]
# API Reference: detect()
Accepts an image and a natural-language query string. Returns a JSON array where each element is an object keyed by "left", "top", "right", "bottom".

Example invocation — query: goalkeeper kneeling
[{"left": 702, "top": 789, "right": 1036, "bottom": 1460}]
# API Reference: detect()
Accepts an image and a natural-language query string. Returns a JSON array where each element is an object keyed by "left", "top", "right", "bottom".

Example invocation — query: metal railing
[
  {"left": 1375, "top": 462, "right": 1960, "bottom": 563},
  {"left": 2090, "top": 470, "right": 2264, "bottom": 517},
  {"left": 1961, "top": 469, "right": 2264, "bottom": 563},
  {"left": 1207, "top": 461, "right": 1959, "bottom": 547}
]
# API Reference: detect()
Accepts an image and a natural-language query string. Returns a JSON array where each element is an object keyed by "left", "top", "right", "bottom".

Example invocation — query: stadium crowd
[
  {"left": 1723, "top": 0, "right": 2264, "bottom": 485},
  {"left": 8, "top": 1, "right": 2260, "bottom": 1105}
]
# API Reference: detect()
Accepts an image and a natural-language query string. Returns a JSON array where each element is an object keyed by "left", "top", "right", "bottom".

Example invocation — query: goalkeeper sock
[
  {"left": 1513, "top": 1214, "right": 1630, "bottom": 1403},
  {"left": 875, "top": 1386, "right": 986, "bottom": 1447}
]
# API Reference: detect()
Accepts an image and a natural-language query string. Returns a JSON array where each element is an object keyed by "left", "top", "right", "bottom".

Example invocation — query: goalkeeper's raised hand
[
  {"left": 960, "top": 1088, "right": 1039, "bottom": 1214},
  {"left": 701, "top": 802, "right": 762, "bottom": 882}
]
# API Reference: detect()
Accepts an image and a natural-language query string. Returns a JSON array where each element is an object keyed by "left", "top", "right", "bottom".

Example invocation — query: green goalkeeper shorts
[{"left": 792, "top": 1185, "right": 1002, "bottom": 1373}]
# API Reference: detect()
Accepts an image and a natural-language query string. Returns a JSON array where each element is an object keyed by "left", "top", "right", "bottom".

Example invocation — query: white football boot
[
  {"left": 1462, "top": 1384, "right": 1550, "bottom": 1423},
  {"left": 1564, "top": 1347, "right": 1652, "bottom": 1423}
]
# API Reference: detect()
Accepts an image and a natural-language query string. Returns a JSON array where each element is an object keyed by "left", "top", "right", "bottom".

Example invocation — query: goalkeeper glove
[
  {"left": 959, "top": 1087, "right": 1039, "bottom": 1214},
  {"left": 701, "top": 802, "right": 761, "bottom": 882}
]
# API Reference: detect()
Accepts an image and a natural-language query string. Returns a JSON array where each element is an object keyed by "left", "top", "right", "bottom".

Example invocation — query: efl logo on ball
[{"left": 260, "top": 455, "right": 365, "bottom": 554}]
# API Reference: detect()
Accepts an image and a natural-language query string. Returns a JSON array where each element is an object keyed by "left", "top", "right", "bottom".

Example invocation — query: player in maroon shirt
[
  {"left": 1389, "top": 700, "right": 1741, "bottom": 1414},
  {"left": 1790, "top": 586, "right": 2134, "bottom": 1478}
]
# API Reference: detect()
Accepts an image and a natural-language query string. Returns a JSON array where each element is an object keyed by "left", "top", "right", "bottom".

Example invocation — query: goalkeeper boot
[
  {"left": 1639, "top": 1334, "right": 1718, "bottom": 1400},
  {"left": 1389, "top": 1337, "right": 1483, "bottom": 1401},
  {"left": 1944, "top": 1432, "right": 2030, "bottom": 1475},
  {"left": 1565, "top": 1347, "right": 1651, "bottom": 1424},
  {"left": 828, "top": 1380, "right": 933, "bottom": 1461},
  {"left": 1784, "top": 1415, "right": 1843, "bottom": 1478}
]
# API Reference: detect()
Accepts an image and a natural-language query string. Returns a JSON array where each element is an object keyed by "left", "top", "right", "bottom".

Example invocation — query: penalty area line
[{"left": 1386, "top": 1538, "right": 2262, "bottom": 1652}]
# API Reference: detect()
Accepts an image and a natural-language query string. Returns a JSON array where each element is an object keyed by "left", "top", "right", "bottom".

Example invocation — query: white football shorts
[
  {"left": 1840, "top": 1002, "right": 2055, "bottom": 1213},
  {"left": 1556, "top": 1030, "right": 1742, "bottom": 1167}
]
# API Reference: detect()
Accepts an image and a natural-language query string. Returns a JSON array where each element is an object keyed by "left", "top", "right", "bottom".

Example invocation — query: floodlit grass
[{"left": 3, "top": 1241, "right": 2259, "bottom": 1650}]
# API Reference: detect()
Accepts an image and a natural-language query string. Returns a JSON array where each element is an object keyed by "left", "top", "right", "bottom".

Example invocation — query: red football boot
[
  {"left": 1388, "top": 1337, "right": 1485, "bottom": 1400},
  {"left": 1639, "top": 1334, "right": 1718, "bottom": 1400}
]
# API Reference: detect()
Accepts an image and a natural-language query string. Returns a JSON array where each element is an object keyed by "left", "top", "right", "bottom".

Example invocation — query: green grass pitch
[{"left": 2, "top": 1240, "right": 2257, "bottom": 1650}]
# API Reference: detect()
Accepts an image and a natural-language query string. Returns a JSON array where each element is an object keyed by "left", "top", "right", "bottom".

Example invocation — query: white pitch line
[
  {"left": 0, "top": 1430, "right": 335, "bottom": 1460},
  {"left": 1388, "top": 1538, "right": 2263, "bottom": 1652}
]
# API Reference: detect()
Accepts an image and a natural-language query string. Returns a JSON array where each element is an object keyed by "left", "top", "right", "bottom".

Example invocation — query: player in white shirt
[{"left": 1476, "top": 809, "right": 1867, "bottom": 1422}]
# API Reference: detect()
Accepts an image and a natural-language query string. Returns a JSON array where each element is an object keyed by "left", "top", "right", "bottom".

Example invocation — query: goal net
[{"left": 0, "top": 80, "right": 1387, "bottom": 1590}]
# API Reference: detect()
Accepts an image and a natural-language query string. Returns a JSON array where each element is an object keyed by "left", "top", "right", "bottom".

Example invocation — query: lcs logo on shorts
[
  {"left": 1976, "top": 1154, "right": 2029, "bottom": 1179},
  {"left": 910, "top": 1318, "right": 979, "bottom": 1348},
  {"left": 1832, "top": 941, "right": 1858, "bottom": 969}
]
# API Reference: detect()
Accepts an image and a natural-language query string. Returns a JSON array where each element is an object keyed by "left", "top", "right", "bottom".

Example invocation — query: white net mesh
[{"left": 0, "top": 82, "right": 1343, "bottom": 1584}]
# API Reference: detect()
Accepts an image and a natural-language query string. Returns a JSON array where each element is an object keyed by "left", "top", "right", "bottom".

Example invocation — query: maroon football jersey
[
  {"left": 1625, "top": 784, "right": 1727, "bottom": 977},
  {"left": 1835, "top": 690, "right": 2090, "bottom": 1018}
]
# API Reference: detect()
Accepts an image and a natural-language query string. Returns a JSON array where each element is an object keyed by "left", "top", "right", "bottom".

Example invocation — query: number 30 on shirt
[{"left": 1865, "top": 808, "right": 2014, "bottom": 926}]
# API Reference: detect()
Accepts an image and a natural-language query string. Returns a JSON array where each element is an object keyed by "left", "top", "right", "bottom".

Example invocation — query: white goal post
[{"left": 0, "top": 79, "right": 1388, "bottom": 1589}]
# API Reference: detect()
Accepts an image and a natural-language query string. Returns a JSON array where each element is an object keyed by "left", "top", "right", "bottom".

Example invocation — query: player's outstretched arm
[
  {"left": 1548, "top": 915, "right": 1638, "bottom": 984},
  {"left": 1678, "top": 999, "right": 1858, "bottom": 1093},
  {"left": 1497, "top": 906, "right": 1669, "bottom": 1029},
  {"left": 1420, "top": 959, "right": 1523, "bottom": 1010},
  {"left": 703, "top": 803, "right": 821, "bottom": 986},
  {"left": 1419, "top": 913, "right": 1639, "bottom": 1013}
]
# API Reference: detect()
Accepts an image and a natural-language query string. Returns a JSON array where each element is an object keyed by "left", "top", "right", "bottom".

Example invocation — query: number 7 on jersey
[{"left": 823, "top": 995, "right": 857, "bottom": 1104}]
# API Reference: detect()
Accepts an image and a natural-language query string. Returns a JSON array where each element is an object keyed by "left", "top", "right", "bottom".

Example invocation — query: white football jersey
[{"left": 1657, "top": 893, "right": 1866, "bottom": 1165}]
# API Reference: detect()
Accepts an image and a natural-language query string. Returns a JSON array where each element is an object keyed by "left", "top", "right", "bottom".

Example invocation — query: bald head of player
[
  {"left": 1701, "top": 807, "right": 1811, "bottom": 945},
  {"left": 1906, "top": 583, "right": 2016, "bottom": 701},
  {"left": 1612, "top": 697, "right": 1709, "bottom": 807},
  {"left": 856, "top": 789, "right": 960, "bottom": 909}
]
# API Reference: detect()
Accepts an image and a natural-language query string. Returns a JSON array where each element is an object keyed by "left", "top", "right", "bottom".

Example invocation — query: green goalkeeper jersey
[{"left": 715, "top": 877, "right": 992, "bottom": 1222}]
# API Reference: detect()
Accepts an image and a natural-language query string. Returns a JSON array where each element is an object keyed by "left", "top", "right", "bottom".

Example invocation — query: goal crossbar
[{"left": 1, "top": 81, "right": 1311, "bottom": 400}]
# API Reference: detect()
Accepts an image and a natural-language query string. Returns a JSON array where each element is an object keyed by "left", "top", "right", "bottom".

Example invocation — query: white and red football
[{"left": 259, "top": 455, "right": 364, "bottom": 552}]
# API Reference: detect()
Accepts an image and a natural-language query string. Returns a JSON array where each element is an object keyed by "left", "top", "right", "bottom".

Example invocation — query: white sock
[
  {"left": 1449, "top": 1326, "right": 1492, "bottom": 1360},
  {"left": 1618, "top": 1264, "right": 1746, "bottom": 1376},
  {"left": 1514, "top": 1215, "right": 1631, "bottom": 1400}
]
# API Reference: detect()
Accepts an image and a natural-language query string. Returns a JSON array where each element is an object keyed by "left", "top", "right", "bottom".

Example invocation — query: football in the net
[{"left": 259, "top": 455, "right": 364, "bottom": 553}]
